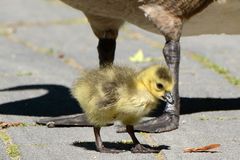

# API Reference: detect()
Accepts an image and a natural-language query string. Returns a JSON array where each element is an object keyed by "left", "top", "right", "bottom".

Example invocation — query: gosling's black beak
[{"left": 162, "top": 92, "right": 174, "bottom": 105}]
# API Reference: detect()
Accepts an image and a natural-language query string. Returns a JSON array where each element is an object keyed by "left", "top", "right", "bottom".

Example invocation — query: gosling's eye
[{"left": 156, "top": 83, "right": 163, "bottom": 89}]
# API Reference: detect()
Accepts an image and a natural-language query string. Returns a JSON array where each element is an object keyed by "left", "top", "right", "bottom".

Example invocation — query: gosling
[{"left": 72, "top": 64, "right": 174, "bottom": 153}]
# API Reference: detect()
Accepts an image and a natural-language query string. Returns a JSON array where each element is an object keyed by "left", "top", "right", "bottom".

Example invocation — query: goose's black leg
[
  {"left": 98, "top": 38, "right": 116, "bottom": 68},
  {"left": 36, "top": 38, "right": 116, "bottom": 127}
]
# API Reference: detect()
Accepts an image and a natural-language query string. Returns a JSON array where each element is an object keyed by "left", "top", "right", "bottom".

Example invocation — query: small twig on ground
[
  {"left": 0, "top": 121, "right": 24, "bottom": 129},
  {"left": 184, "top": 144, "right": 221, "bottom": 153}
]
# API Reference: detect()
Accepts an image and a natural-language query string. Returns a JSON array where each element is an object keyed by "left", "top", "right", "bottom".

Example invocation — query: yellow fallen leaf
[
  {"left": 0, "top": 27, "right": 14, "bottom": 36},
  {"left": 129, "top": 49, "right": 163, "bottom": 63},
  {"left": 120, "top": 139, "right": 133, "bottom": 144},
  {"left": 129, "top": 49, "right": 144, "bottom": 63}
]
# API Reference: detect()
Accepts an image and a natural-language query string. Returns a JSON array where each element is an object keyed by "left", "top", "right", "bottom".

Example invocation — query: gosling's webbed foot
[
  {"left": 117, "top": 112, "right": 179, "bottom": 133},
  {"left": 131, "top": 144, "right": 159, "bottom": 153},
  {"left": 98, "top": 147, "right": 124, "bottom": 153}
]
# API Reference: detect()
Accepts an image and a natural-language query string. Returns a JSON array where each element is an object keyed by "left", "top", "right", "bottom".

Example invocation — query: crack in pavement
[{"left": 0, "top": 129, "right": 21, "bottom": 160}]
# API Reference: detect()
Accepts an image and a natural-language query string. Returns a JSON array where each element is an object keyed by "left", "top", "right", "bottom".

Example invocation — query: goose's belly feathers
[
  {"left": 60, "top": 0, "right": 212, "bottom": 35},
  {"left": 60, "top": 0, "right": 160, "bottom": 34}
]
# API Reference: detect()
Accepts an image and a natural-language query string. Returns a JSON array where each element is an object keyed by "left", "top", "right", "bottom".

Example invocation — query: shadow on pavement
[
  {"left": 0, "top": 84, "right": 82, "bottom": 117},
  {"left": 72, "top": 141, "right": 170, "bottom": 152},
  {"left": 151, "top": 97, "right": 240, "bottom": 116},
  {"left": 0, "top": 84, "right": 240, "bottom": 117}
]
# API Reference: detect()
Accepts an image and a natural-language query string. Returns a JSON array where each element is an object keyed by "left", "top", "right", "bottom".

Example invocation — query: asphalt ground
[{"left": 0, "top": 0, "right": 240, "bottom": 160}]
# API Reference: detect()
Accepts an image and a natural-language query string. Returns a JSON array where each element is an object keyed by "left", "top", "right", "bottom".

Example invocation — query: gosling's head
[{"left": 138, "top": 64, "right": 174, "bottom": 104}]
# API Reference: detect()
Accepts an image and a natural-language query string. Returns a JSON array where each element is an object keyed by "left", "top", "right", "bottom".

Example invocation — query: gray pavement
[{"left": 0, "top": 0, "right": 240, "bottom": 160}]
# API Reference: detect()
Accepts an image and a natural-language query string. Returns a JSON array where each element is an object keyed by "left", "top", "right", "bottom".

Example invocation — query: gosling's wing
[{"left": 96, "top": 81, "right": 120, "bottom": 108}]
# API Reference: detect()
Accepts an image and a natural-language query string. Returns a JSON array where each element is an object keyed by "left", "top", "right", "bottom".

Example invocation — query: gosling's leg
[
  {"left": 126, "top": 125, "right": 159, "bottom": 153},
  {"left": 94, "top": 127, "right": 122, "bottom": 153}
]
